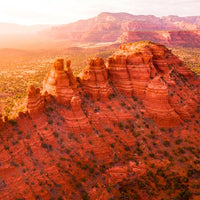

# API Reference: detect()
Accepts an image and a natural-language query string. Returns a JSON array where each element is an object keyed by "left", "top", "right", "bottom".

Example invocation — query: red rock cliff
[
  {"left": 0, "top": 42, "right": 200, "bottom": 200},
  {"left": 78, "top": 57, "right": 112, "bottom": 100},
  {"left": 27, "top": 85, "right": 44, "bottom": 116},
  {"left": 43, "top": 58, "right": 76, "bottom": 105},
  {"left": 107, "top": 41, "right": 200, "bottom": 127}
]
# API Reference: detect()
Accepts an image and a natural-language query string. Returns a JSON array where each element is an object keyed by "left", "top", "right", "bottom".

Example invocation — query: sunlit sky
[{"left": 0, "top": 0, "right": 199, "bottom": 25}]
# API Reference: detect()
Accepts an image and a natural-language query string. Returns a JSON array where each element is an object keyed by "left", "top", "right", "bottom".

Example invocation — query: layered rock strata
[
  {"left": 107, "top": 41, "right": 200, "bottom": 127},
  {"left": 0, "top": 42, "right": 200, "bottom": 200},
  {"left": 43, "top": 58, "right": 75, "bottom": 105},
  {"left": 27, "top": 85, "right": 44, "bottom": 116},
  {"left": 78, "top": 57, "right": 112, "bottom": 100},
  {"left": 144, "top": 76, "right": 181, "bottom": 127}
]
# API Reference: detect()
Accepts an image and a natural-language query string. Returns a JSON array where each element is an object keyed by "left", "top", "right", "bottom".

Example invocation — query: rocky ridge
[
  {"left": 44, "top": 12, "right": 200, "bottom": 43},
  {"left": 117, "top": 30, "right": 200, "bottom": 47},
  {"left": 0, "top": 42, "right": 200, "bottom": 200}
]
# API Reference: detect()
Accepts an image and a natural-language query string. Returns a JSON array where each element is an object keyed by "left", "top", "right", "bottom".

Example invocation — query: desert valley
[{"left": 0, "top": 10, "right": 200, "bottom": 200}]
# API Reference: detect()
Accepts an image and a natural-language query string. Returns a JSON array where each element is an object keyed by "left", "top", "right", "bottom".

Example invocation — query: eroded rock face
[
  {"left": 27, "top": 85, "right": 44, "bottom": 116},
  {"left": 43, "top": 58, "right": 76, "bottom": 105},
  {"left": 71, "top": 95, "right": 81, "bottom": 111},
  {"left": 78, "top": 57, "right": 112, "bottom": 100},
  {"left": 144, "top": 76, "right": 181, "bottom": 127},
  {"left": 107, "top": 41, "right": 200, "bottom": 127},
  {"left": 66, "top": 60, "right": 78, "bottom": 92},
  {"left": 107, "top": 43, "right": 153, "bottom": 98},
  {"left": 0, "top": 43, "right": 200, "bottom": 200}
]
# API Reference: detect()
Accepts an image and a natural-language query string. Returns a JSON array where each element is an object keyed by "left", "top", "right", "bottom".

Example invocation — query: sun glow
[{"left": 0, "top": 0, "right": 199, "bottom": 25}]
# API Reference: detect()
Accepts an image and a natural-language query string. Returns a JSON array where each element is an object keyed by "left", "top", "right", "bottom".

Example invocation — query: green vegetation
[
  {"left": 1, "top": 45, "right": 199, "bottom": 119},
  {"left": 0, "top": 47, "right": 114, "bottom": 118},
  {"left": 172, "top": 47, "right": 200, "bottom": 76}
]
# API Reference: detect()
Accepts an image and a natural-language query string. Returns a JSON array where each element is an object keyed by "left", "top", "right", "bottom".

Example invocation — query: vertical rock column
[
  {"left": 43, "top": 58, "right": 75, "bottom": 105},
  {"left": 27, "top": 85, "right": 44, "bottom": 116},
  {"left": 78, "top": 57, "right": 112, "bottom": 100},
  {"left": 144, "top": 76, "right": 181, "bottom": 127}
]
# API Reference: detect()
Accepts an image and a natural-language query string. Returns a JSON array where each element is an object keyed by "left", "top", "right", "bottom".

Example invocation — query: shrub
[
  {"left": 132, "top": 96, "right": 138, "bottom": 101},
  {"left": 53, "top": 131, "right": 59, "bottom": 138},
  {"left": 149, "top": 153, "right": 155, "bottom": 158},
  {"left": 26, "top": 135, "right": 30, "bottom": 139},
  {"left": 175, "top": 139, "right": 183, "bottom": 145},
  {"left": 110, "top": 143, "right": 115, "bottom": 148},
  {"left": 163, "top": 140, "right": 170, "bottom": 147},
  {"left": 175, "top": 189, "right": 192, "bottom": 200},
  {"left": 105, "top": 128, "right": 112, "bottom": 133},
  {"left": 124, "top": 145, "right": 130, "bottom": 151},
  {"left": 121, "top": 102, "right": 126, "bottom": 106},
  {"left": 81, "top": 191, "right": 90, "bottom": 200},
  {"left": 48, "top": 120, "right": 53, "bottom": 124},
  {"left": 75, "top": 182, "right": 82, "bottom": 188},
  {"left": 9, "top": 119, "right": 17, "bottom": 126},
  {"left": 100, "top": 164, "right": 106, "bottom": 173},
  {"left": 81, "top": 164, "right": 89, "bottom": 170},
  {"left": 18, "top": 131, "right": 23, "bottom": 135},
  {"left": 118, "top": 122, "right": 124, "bottom": 130}
]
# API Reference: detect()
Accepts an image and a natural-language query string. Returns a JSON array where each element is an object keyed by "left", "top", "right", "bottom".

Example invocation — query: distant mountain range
[
  {"left": 1, "top": 12, "right": 200, "bottom": 48},
  {"left": 43, "top": 12, "right": 200, "bottom": 43}
]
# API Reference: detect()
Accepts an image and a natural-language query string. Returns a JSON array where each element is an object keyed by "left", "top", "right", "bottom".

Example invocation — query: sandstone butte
[{"left": 0, "top": 42, "right": 200, "bottom": 200}]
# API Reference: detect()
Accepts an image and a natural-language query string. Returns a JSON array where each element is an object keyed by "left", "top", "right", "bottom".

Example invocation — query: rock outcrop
[
  {"left": 107, "top": 42, "right": 153, "bottom": 98},
  {"left": 43, "top": 58, "right": 76, "bottom": 105},
  {"left": 0, "top": 42, "right": 200, "bottom": 200},
  {"left": 144, "top": 76, "right": 181, "bottom": 127},
  {"left": 107, "top": 41, "right": 200, "bottom": 127},
  {"left": 78, "top": 57, "right": 112, "bottom": 100},
  {"left": 60, "top": 94, "right": 90, "bottom": 133},
  {"left": 27, "top": 85, "right": 44, "bottom": 116}
]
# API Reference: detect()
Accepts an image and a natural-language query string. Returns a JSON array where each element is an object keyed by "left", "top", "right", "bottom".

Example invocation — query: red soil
[{"left": 0, "top": 42, "right": 200, "bottom": 200}]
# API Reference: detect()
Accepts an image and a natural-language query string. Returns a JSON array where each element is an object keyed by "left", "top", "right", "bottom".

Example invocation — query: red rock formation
[
  {"left": 78, "top": 57, "right": 112, "bottom": 100},
  {"left": 144, "top": 76, "right": 181, "bottom": 127},
  {"left": 0, "top": 43, "right": 200, "bottom": 200},
  {"left": 71, "top": 95, "right": 82, "bottom": 111},
  {"left": 59, "top": 94, "right": 91, "bottom": 133},
  {"left": 107, "top": 41, "right": 200, "bottom": 126},
  {"left": 66, "top": 60, "right": 78, "bottom": 92},
  {"left": 27, "top": 85, "right": 44, "bottom": 116},
  {"left": 43, "top": 58, "right": 75, "bottom": 105},
  {"left": 107, "top": 43, "right": 153, "bottom": 98}
]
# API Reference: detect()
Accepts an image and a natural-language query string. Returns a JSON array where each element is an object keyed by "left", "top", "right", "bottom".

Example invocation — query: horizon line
[{"left": 0, "top": 12, "right": 200, "bottom": 26}]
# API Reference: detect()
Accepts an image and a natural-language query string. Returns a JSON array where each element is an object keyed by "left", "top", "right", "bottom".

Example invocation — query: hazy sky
[{"left": 0, "top": 0, "right": 199, "bottom": 25}]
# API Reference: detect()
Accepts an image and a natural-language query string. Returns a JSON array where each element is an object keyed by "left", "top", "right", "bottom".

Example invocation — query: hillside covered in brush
[{"left": 0, "top": 41, "right": 200, "bottom": 200}]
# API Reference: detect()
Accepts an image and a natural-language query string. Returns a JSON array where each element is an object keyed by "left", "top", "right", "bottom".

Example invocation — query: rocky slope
[
  {"left": 117, "top": 30, "right": 200, "bottom": 47},
  {"left": 0, "top": 42, "right": 200, "bottom": 200}
]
